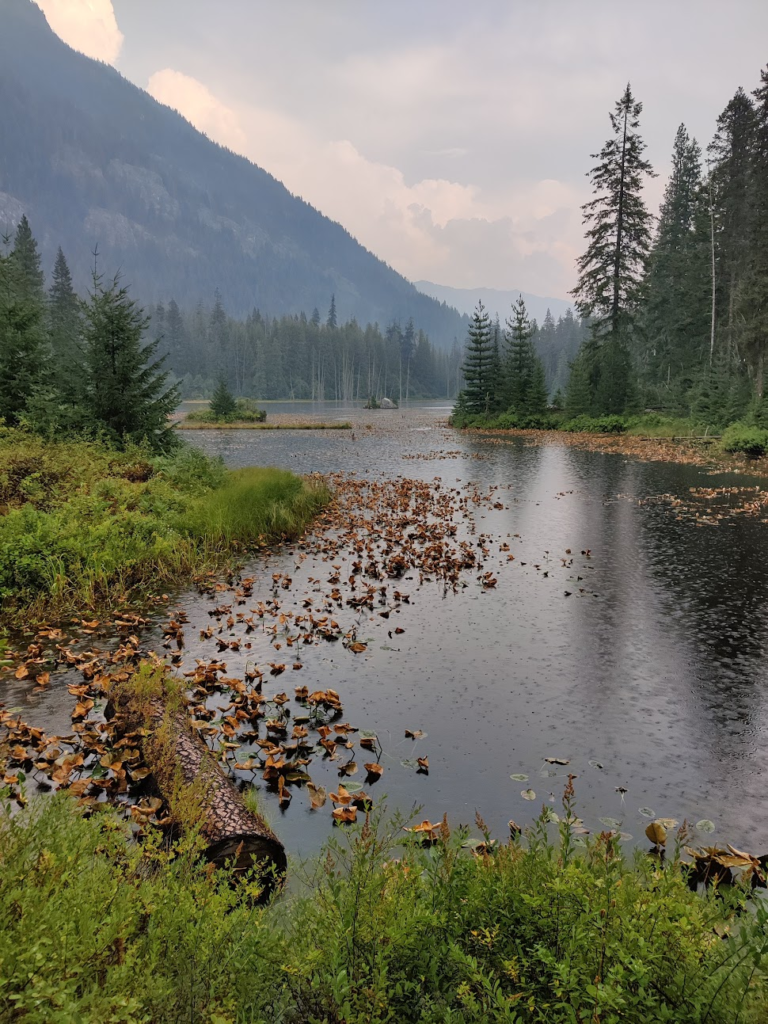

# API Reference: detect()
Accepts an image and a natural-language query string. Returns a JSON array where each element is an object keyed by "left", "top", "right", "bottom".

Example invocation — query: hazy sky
[{"left": 36, "top": 0, "right": 768, "bottom": 299}]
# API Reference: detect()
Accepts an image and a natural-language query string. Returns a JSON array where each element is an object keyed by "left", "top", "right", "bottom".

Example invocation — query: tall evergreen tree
[
  {"left": 641, "top": 125, "right": 710, "bottom": 395},
  {"left": 10, "top": 215, "right": 45, "bottom": 304},
  {"left": 0, "top": 228, "right": 48, "bottom": 426},
  {"left": 48, "top": 247, "right": 83, "bottom": 413},
  {"left": 209, "top": 373, "right": 237, "bottom": 419},
  {"left": 326, "top": 295, "right": 337, "bottom": 329},
  {"left": 503, "top": 296, "right": 547, "bottom": 417},
  {"left": 460, "top": 301, "right": 497, "bottom": 414},
  {"left": 737, "top": 66, "right": 768, "bottom": 396},
  {"left": 572, "top": 84, "right": 655, "bottom": 340},
  {"left": 82, "top": 274, "right": 179, "bottom": 451},
  {"left": 709, "top": 88, "right": 756, "bottom": 360}
]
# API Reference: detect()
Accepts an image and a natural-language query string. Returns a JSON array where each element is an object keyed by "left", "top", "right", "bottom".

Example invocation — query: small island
[{"left": 178, "top": 377, "right": 351, "bottom": 430}]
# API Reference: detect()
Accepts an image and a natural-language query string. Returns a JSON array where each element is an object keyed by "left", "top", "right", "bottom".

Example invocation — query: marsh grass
[
  {"left": 1, "top": 794, "right": 766, "bottom": 1023},
  {"left": 0, "top": 428, "right": 329, "bottom": 621}
]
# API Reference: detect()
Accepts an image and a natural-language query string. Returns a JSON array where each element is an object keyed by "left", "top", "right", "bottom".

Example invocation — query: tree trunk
[{"left": 107, "top": 689, "right": 286, "bottom": 887}]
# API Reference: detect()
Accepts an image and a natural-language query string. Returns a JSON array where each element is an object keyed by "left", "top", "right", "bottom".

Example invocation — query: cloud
[
  {"left": 147, "top": 69, "right": 247, "bottom": 151},
  {"left": 37, "top": 0, "right": 123, "bottom": 65}
]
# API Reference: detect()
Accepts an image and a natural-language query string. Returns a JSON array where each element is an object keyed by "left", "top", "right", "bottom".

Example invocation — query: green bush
[
  {"left": 186, "top": 398, "right": 267, "bottom": 425},
  {"left": 561, "top": 414, "right": 628, "bottom": 434},
  {"left": 721, "top": 423, "right": 768, "bottom": 458},
  {"left": 1, "top": 795, "right": 766, "bottom": 1023},
  {"left": 0, "top": 428, "right": 328, "bottom": 617}
]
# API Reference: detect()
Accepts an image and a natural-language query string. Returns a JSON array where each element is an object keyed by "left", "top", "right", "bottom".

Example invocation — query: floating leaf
[
  {"left": 348, "top": 642, "right": 367, "bottom": 654},
  {"left": 306, "top": 783, "right": 327, "bottom": 809},
  {"left": 645, "top": 821, "right": 667, "bottom": 847},
  {"left": 655, "top": 817, "right": 679, "bottom": 830},
  {"left": 521, "top": 789, "right": 536, "bottom": 801},
  {"left": 638, "top": 807, "right": 656, "bottom": 818},
  {"left": 510, "top": 773, "right": 529, "bottom": 782},
  {"left": 696, "top": 819, "right": 716, "bottom": 834},
  {"left": 400, "top": 758, "right": 418, "bottom": 769},
  {"left": 588, "top": 759, "right": 604, "bottom": 770},
  {"left": 340, "top": 781, "right": 363, "bottom": 794},
  {"left": 544, "top": 757, "right": 570, "bottom": 765},
  {"left": 619, "top": 832, "right": 633, "bottom": 842},
  {"left": 599, "top": 817, "right": 621, "bottom": 829},
  {"left": 364, "top": 762, "right": 383, "bottom": 780}
]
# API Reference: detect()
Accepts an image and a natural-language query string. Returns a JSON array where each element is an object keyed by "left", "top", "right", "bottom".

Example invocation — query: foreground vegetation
[
  {"left": 0, "top": 427, "right": 328, "bottom": 619},
  {"left": 0, "top": 792, "right": 766, "bottom": 1024}
]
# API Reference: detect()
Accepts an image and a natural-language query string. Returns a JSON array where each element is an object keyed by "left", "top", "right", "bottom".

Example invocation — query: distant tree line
[
  {"left": 151, "top": 293, "right": 464, "bottom": 403},
  {"left": 457, "top": 63, "right": 768, "bottom": 429}
]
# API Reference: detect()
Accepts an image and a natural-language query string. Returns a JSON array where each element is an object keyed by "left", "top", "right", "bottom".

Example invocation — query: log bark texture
[{"left": 108, "top": 690, "right": 286, "bottom": 885}]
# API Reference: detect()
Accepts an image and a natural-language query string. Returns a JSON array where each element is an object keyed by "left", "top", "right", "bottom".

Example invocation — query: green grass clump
[
  {"left": 721, "top": 423, "right": 768, "bottom": 458},
  {"left": 0, "top": 428, "right": 328, "bottom": 619},
  {"left": 1, "top": 795, "right": 766, "bottom": 1023}
]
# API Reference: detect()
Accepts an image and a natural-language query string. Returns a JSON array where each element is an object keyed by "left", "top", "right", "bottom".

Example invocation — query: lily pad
[
  {"left": 588, "top": 759, "right": 604, "bottom": 770},
  {"left": 400, "top": 758, "right": 418, "bottom": 769},
  {"left": 638, "top": 807, "right": 656, "bottom": 818},
  {"left": 521, "top": 789, "right": 537, "bottom": 801},
  {"left": 599, "top": 816, "right": 622, "bottom": 829},
  {"left": 341, "top": 781, "right": 363, "bottom": 793},
  {"left": 360, "top": 730, "right": 378, "bottom": 739},
  {"left": 619, "top": 832, "right": 633, "bottom": 842},
  {"left": 696, "top": 819, "right": 716, "bottom": 834},
  {"left": 510, "top": 773, "right": 529, "bottom": 782}
]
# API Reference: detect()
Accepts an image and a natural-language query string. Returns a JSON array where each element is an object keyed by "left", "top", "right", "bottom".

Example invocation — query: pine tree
[
  {"left": 209, "top": 373, "right": 237, "bottom": 419},
  {"left": 10, "top": 215, "right": 45, "bottom": 304},
  {"left": 503, "top": 296, "right": 547, "bottom": 417},
  {"left": 570, "top": 84, "right": 654, "bottom": 415},
  {"left": 642, "top": 125, "right": 710, "bottom": 395},
  {"left": 0, "top": 228, "right": 49, "bottom": 426},
  {"left": 709, "top": 88, "right": 756, "bottom": 359},
  {"left": 82, "top": 273, "right": 179, "bottom": 451},
  {"left": 165, "top": 299, "right": 185, "bottom": 362},
  {"left": 461, "top": 301, "right": 497, "bottom": 415},
  {"left": 310, "top": 307, "right": 321, "bottom": 327},
  {"left": 47, "top": 247, "right": 84, "bottom": 416},
  {"left": 737, "top": 66, "right": 768, "bottom": 396},
  {"left": 326, "top": 295, "right": 337, "bottom": 329}
]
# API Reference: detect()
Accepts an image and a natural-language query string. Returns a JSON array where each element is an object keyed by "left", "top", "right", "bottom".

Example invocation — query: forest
[{"left": 456, "top": 63, "right": 768, "bottom": 435}]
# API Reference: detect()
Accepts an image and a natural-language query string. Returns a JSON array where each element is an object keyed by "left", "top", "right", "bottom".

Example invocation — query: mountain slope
[
  {"left": 0, "top": 0, "right": 467, "bottom": 344},
  {"left": 414, "top": 281, "right": 573, "bottom": 327}
]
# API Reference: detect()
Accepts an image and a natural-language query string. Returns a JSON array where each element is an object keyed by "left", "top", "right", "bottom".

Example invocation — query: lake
[{"left": 10, "top": 402, "right": 768, "bottom": 858}]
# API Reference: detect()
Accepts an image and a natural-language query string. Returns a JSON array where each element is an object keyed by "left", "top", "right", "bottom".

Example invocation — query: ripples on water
[{"left": 11, "top": 402, "right": 768, "bottom": 856}]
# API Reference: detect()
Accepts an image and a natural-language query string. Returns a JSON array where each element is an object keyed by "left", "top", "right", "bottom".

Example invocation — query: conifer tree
[
  {"left": 709, "top": 88, "right": 756, "bottom": 357},
  {"left": 82, "top": 273, "right": 179, "bottom": 451},
  {"left": 0, "top": 228, "right": 49, "bottom": 425},
  {"left": 10, "top": 215, "right": 45, "bottom": 304},
  {"left": 326, "top": 295, "right": 337, "bottom": 329},
  {"left": 210, "top": 373, "right": 237, "bottom": 419},
  {"left": 573, "top": 84, "right": 656, "bottom": 340},
  {"left": 48, "top": 247, "right": 83, "bottom": 413},
  {"left": 642, "top": 125, "right": 710, "bottom": 393},
  {"left": 503, "top": 296, "right": 547, "bottom": 417},
  {"left": 461, "top": 301, "right": 496, "bottom": 414},
  {"left": 737, "top": 66, "right": 768, "bottom": 396}
]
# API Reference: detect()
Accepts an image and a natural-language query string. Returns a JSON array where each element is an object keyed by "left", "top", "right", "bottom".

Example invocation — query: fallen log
[{"left": 106, "top": 668, "right": 286, "bottom": 890}]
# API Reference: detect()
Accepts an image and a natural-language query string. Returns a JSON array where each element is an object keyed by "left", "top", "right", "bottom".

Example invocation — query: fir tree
[
  {"left": 310, "top": 307, "right": 321, "bottom": 327},
  {"left": 572, "top": 83, "right": 656, "bottom": 340},
  {"left": 326, "top": 295, "right": 337, "bottom": 329},
  {"left": 0, "top": 229, "right": 49, "bottom": 426},
  {"left": 461, "top": 301, "right": 496, "bottom": 415},
  {"left": 82, "top": 273, "right": 179, "bottom": 451},
  {"left": 48, "top": 247, "right": 83, "bottom": 414},
  {"left": 642, "top": 125, "right": 710, "bottom": 393},
  {"left": 209, "top": 373, "right": 237, "bottom": 419},
  {"left": 709, "top": 88, "right": 756, "bottom": 358},
  {"left": 737, "top": 66, "right": 768, "bottom": 396},
  {"left": 503, "top": 296, "right": 547, "bottom": 417},
  {"left": 10, "top": 215, "right": 44, "bottom": 304}
]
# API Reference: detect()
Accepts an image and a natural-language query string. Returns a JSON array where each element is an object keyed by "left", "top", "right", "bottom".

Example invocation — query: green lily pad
[
  {"left": 696, "top": 819, "right": 716, "bottom": 834},
  {"left": 521, "top": 789, "right": 536, "bottom": 801},
  {"left": 638, "top": 807, "right": 655, "bottom": 818},
  {"left": 510, "top": 773, "right": 529, "bottom": 782},
  {"left": 599, "top": 817, "right": 622, "bottom": 829}
]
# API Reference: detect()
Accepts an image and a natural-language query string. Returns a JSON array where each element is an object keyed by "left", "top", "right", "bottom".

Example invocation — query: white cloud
[
  {"left": 37, "top": 0, "right": 123, "bottom": 65},
  {"left": 147, "top": 69, "right": 248, "bottom": 152}
]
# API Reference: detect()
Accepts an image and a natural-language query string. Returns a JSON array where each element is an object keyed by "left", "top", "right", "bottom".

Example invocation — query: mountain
[
  {"left": 0, "top": 0, "right": 467, "bottom": 346},
  {"left": 414, "top": 281, "right": 573, "bottom": 327}
]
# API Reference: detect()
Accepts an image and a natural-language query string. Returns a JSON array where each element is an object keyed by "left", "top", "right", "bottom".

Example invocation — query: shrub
[
  {"left": 721, "top": 423, "right": 768, "bottom": 459},
  {"left": 1, "top": 796, "right": 766, "bottom": 1023},
  {"left": 561, "top": 414, "right": 628, "bottom": 434}
]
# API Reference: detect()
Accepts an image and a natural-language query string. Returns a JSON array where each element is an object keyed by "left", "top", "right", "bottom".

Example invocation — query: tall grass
[
  {"left": 0, "top": 794, "right": 766, "bottom": 1023},
  {"left": 0, "top": 428, "right": 329, "bottom": 619}
]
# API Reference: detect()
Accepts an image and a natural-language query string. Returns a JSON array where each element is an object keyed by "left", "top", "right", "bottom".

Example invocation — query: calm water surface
[{"left": 11, "top": 402, "right": 768, "bottom": 857}]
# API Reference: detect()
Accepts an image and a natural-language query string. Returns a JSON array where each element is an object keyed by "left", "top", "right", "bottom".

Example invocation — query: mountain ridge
[
  {"left": 414, "top": 281, "right": 573, "bottom": 327},
  {"left": 0, "top": 0, "right": 468, "bottom": 345}
]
